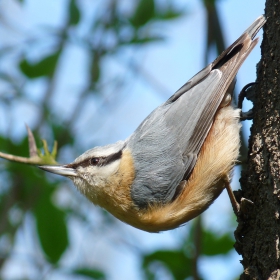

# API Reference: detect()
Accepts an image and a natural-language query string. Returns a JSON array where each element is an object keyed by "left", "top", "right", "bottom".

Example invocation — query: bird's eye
[{"left": 90, "top": 157, "right": 100, "bottom": 166}]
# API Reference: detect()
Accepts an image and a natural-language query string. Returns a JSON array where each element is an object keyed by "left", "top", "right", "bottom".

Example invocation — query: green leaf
[
  {"left": 142, "top": 250, "right": 192, "bottom": 280},
  {"left": 34, "top": 197, "right": 69, "bottom": 263},
  {"left": 72, "top": 268, "right": 106, "bottom": 279},
  {"left": 68, "top": 0, "right": 81, "bottom": 26},
  {"left": 130, "top": 0, "right": 155, "bottom": 27},
  {"left": 201, "top": 230, "right": 234, "bottom": 256},
  {"left": 129, "top": 35, "right": 164, "bottom": 45},
  {"left": 51, "top": 123, "right": 74, "bottom": 147},
  {"left": 0, "top": 134, "right": 67, "bottom": 262},
  {"left": 19, "top": 51, "right": 60, "bottom": 79},
  {"left": 155, "top": 8, "right": 184, "bottom": 20}
]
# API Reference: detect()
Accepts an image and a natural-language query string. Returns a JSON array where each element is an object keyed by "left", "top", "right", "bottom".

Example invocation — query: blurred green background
[{"left": 0, "top": 0, "right": 264, "bottom": 279}]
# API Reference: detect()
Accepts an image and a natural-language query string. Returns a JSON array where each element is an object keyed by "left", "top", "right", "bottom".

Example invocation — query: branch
[{"left": 0, "top": 125, "right": 58, "bottom": 165}]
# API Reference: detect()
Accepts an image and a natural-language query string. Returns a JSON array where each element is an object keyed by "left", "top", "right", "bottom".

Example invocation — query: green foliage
[
  {"left": 0, "top": 135, "right": 65, "bottom": 262},
  {"left": 201, "top": 229, "right": 234, "bottom": 256},
  {"left": 72, "top": 268, "right": 106, "bottom": 279},
  {"left": 143, "top": 250, "right": 192, "bottom": 280},
  {"left": 130, "top": 0, "right": 155, "bottom": 27},
  {"left": 19, "top": 51, "right": 61, "bottom": 79},
  {"left": 37, "top": 139, "right": 58, "bottom": 165},
  {"left": 0, "top": 1, "right": 187, "bottom": 278},
  {"left": 156, "top": 8, "right": 184, "bottom": 20},
  {"left": 142, "top": 221, "right": 235, "bottom": 280},
  {"left": 129, "top": 35, "right": 164, "bottom": 45},
  {"left": 2, "top": 134, "right": 32, "bottom": 159},
  {"left": 34, "top": 192, "right": 69, "bottom": 263},
  {"left": 68, "top": 0, "right": 81, "bottom": 26},
  {"left": 0, "top": 1, "right": 238, "bottom": 279}
]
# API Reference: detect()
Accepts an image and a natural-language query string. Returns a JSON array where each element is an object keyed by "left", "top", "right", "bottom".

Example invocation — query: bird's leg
[
  {"left": 224, "top": 177, "right": 240, "bottom": 216},
  {"left": 238, "top": 82, "right": 258, "bottom": 121},
  {"left": 224, "top": 176, "right": 254, "bottom": 217}
]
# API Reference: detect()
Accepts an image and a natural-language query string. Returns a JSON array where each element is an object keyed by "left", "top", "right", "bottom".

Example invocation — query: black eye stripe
[
  {"left": 66, "top": 150, "right": 122, "bottom": 169},
  {"left": 101, "top": 150, "right": 122, "bottom": 166}
]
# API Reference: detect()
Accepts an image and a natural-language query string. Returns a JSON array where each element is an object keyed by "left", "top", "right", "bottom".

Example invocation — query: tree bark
[{"left": 236, "top": 0, "right": 280, "bottom": 279}]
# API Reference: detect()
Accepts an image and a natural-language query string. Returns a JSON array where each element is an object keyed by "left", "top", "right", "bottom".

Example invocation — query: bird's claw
[{"left": 238, "top": 82, "right": 258, "bottom": 121}]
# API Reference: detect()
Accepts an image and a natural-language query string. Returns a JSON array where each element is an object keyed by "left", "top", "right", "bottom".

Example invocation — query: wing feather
[{"left": 128, "top": 15, "right": 266, "bottom": 208}]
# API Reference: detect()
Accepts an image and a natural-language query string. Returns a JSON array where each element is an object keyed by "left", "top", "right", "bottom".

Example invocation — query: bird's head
[{"left": 39, "top": 141, "right": 127, "bottom": 203}]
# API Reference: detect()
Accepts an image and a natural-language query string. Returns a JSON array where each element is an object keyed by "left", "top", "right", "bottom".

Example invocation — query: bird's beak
[{"left": 39, "top": 165, "right": 77, "bottom": 177}]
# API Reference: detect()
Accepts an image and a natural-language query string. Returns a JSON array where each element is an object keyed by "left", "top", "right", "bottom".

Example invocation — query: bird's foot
[{"left": 238, "top": 82, "right": 258, "bottom": 121}]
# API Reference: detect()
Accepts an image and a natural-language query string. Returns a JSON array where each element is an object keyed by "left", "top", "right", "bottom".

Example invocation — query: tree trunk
[{"left": 236, "top": 0, "right": 280, "bottom": 279}]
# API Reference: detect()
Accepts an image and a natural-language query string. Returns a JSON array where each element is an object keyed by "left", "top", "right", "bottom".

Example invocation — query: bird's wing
[
  {"left": 128, "top": 16, "right": 265, "bottom": 208},
  {"left": 163, "top": 15, "right": 265, "bottom": 181}
]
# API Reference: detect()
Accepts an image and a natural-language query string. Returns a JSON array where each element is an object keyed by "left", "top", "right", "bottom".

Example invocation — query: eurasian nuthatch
[{"left": 40, "top": 16, "right": 266, "bottom": 232}]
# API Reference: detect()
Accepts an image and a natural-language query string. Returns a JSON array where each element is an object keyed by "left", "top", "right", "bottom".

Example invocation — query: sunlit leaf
[{"left": 19, "top": 51, "right": 60, "bottom": 78}]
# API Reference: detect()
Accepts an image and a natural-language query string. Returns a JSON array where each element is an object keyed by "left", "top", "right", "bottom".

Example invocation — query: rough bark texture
[{"left": 236, "top": 1, "right": 280, "bottom": 279}]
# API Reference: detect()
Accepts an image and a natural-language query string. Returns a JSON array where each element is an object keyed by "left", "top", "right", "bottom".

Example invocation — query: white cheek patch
[
  {"left": 75, "top": 159, "right": 121, "bottom": 186},
  {"left": 94, "top": 160, "right": 120, "bottom": 176}
]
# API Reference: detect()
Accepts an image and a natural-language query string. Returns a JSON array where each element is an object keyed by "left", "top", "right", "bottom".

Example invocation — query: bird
[{"left": 39, "top": 15, "right": 266, "bottom": 233}]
